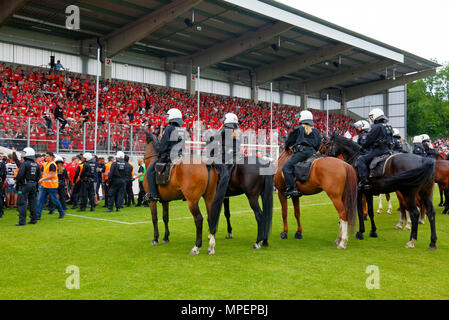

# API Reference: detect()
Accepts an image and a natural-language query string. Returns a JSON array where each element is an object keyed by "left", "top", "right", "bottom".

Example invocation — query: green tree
[{"left": 407, "top": 63, "right": 449, "bottom": 139}]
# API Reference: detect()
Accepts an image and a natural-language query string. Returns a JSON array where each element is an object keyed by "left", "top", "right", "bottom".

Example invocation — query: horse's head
[{"left": 145, "top": 130, "right": 160, "bottom": 152}]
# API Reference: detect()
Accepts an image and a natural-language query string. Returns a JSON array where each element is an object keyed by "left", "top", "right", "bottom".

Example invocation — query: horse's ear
[{"left": 145, "top": 130, "right": 153, "bottom": 144}]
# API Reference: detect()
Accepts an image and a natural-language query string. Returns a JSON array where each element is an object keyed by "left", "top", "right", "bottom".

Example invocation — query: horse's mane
[{"left": 332, "top": 134, "right": 361, "bottom": 152}]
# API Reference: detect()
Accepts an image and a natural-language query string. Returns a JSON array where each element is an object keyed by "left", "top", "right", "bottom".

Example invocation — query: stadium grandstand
[{"left": 0, "top": 0, "right": 440, "bottom": 157}]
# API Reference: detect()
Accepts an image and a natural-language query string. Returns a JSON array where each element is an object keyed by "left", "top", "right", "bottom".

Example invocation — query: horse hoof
[
  {"left": 395, "top": 224, "right": 402, "bottom": 230},
  {"left": 190, "top": 247, "right": 200, "bottom": 255},
  {"left": 403, "top": 226, "right": 411, "bottom": 231},
  {"left": 337, "top": 244, "right": 346, "bottom": 250},
  {"left": 253, "top": 243, "right": 261, "bottom": 250},
  {"left": 387, "top": 210, "right": 392, "bottom": 215},
  {"left": 294, "top": 232, "right": 303, "bottom": 239},
  {"left": 262, "top": 240, "right": 269, "bottom": 247},
  {"left": 162, "top": 239, "right": 169, "bottom": 244},
  {"left": 404, "top": 240, "right": 416, "bottom": 249},
  {"left": 370, "top": 231, "right": 378, "bottom": 238},
  {"left": 280, "top": 232, "right": 288, "bottom": 240},
  {"left": 376, "top": 210, "right": 382, "bottom": 215},
  {"left": 363, "top": 216, "right": 368, "bottom": 221},
  {"left": 429, "top": 245, "right": 437, "bottom": 251},
  {"left": 419, "top": 220, "right": 425, "bottom": 225},
  {"left": 355, "top": 232, "right": 364, "bottom": 240},
  {"left": 438, "top": 203, "right": 443, "bottom": 207},
  {"left": 226, "top": 233, "right": 233, "bottom": 239},
  {"left": 151, "top": 240, "right": 159, "bottom": 246},
  {"left": 207, "top": 249, "right": 215, "bottom": 255}
]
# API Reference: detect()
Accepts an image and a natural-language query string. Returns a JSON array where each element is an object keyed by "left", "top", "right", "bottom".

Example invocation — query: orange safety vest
[
  {"left": 42, "top": 161, "right": 59, "bottom": 189},
  {"left": 75, "top": 163, "right": 84, "bottom": 183},
  {"left": 13, "top": 168, "right": 18, "bottom": 178},
  {"left": 104, "top": 162, "right": 112, "bottom": 180}
]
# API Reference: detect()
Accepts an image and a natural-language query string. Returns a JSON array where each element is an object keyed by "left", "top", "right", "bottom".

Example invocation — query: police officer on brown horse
[{"left": 282, "top": 110, "right": 321, "bottom": 199}]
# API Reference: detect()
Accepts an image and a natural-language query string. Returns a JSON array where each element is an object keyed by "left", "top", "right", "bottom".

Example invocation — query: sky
[{"left": 277, "top": 0, "right": 449, "bottom": 65}]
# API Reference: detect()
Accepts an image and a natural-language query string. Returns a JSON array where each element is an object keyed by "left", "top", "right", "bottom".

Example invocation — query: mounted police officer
[
  {"left": 146, "top": 108, "right": 186, "bottom": 202},
  {"left": 392, "top": 128, "right": 407, "bottom": 153},
  {"left": 412, "top": 135, "right": 425, "bottom": 156},
  {"left": 209, "top": 112, "right": 242, "bottom": 215},
  {"left": 354, "top": 108, "right": 393, "bottom": 190},
  {"left": 79, "top": 152, "right": 97, "bottom": 212},
  {"left": 15, "top": 147, "right": 41, "bottom": 226},
  {"left": 282, "top": 110, "right": 321, "bottom": 198},
  {"left": 105, "top": 151, "right": 128, "bottom": 212},
  {"left": 421, "top": 134, "right": 437, "bottom": 157},
  {"left": 353, "top": 120, "right": 371, "bottom": 149}
]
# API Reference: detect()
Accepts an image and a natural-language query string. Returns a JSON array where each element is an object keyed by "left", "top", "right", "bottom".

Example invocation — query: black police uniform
[
  {"left": 355, "top": 117, "right": 393, "bottom": 187},
  {"left": 209, "top": 124, "right": 242, "bottom": 221},
  {"left": 0, "top": 159, "right": 6, "bottom": 218},
  {"left": 124, "top": 159, "right": 134, "bottom": 207},
  {"left": 106, "top": 158, "right": 127, "bottom": 212},
  {"left": 79, "top": 159, "right": 97, "bottom": 211},
  {"left": 16, "top": 158, "right": 41, "bottom": 225},
  {"left": 282, "top": 125, "right": 321, "bottom": 195},
  {"left": 392, "top": 137, "right": 406, "bottom": 153},
  {"left": 422, "top": 141, "right": 438, "bottom": 157},
  {"left": 357, "top": 130, "right": 369, "bottom": 150},
  {"left": 412, "top": 144, "right": 425, "bottom": 156},
  {"left": 146, "top": 123, "right": 186, "bottom": 201}
]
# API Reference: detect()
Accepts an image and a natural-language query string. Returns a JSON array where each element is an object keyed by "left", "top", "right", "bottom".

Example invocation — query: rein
[{"left": 144, "top": 153, "right": 158, "bottom": 160}]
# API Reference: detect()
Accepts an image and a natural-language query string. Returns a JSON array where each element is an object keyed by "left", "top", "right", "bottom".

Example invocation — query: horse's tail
[
  {"left": 380, "top": 157, "right": 436, "bottom": 193},
  {"left": 343, "top": 163, "right": 358, "bottom": 234},
  {"left": 261, "top": 173, "right": 274, "bottom": 241}
]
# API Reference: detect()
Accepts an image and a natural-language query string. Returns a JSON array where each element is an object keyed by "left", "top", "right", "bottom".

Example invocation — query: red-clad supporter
[{"left": 0, "top": 63, "right": 357, "bottom": 152}]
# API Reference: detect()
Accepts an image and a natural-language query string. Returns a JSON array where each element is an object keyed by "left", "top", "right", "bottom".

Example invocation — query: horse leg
[
  {"left": 367, "top": 194, "right": 378, "bottom": 238},
  {"left": 444, "top": 188, "right": 449, "bottom": 214},
  {"left": 248, "top": 195, "right": 264, "bottom": 250},
  {"left": 404, "top": 195, "right": 420, "bottom": 249},
  {"left": 150, "top": 202, "right": 159, "bottom": 246},
  {"left": 223, "top": 197, "right": 233, "bottom": 239},
  {"left": 328, "top": 195, "right": 348, "bottom": 249},
  {"left": 386, "top": 193, "right": 392, "bottom": 214},
  {"left": 438, "top": 184, "right": 444, "bottom": 207},
  {"left": 187, "top": 200, "right": 203, "bottom": 255},
  {"left": 376, "top": 194, "right": 383, "bottom": 214},
  {"left": 422, "top": 195, "right": 437, "bottom": 250},
  {"left": 292, "top": 196, "right": 303, "bottom": 239},
  {"left": 162, "top": 202, "right": 170, "bottom": 244},
  {"left": 403, "top": 210, "right": 412, "bottom": 231},
  {"left": 278, "top": 191, "right": 289, "bottom": 239},
  {"left": 419, "top": 198, "right": 427, "bottom": 225},
  {"left": 356, "top": 192, "right": 365, "bottom": 240}
]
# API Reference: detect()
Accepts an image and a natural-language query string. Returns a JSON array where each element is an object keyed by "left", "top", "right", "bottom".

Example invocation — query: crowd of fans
[
  {"left": 0, "top": 62, "right": 357, "bottom": 154},
  {"left": 433, "top": 139, "right": 449, "bottom": 157}
]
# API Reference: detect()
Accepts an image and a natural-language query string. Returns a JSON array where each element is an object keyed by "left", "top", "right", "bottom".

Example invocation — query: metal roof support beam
[
  {"left": 0, "top": 0, "right": 28, "bottom": 27},
  {"left": 166, "top": 21, "right": 292, "bottom": 73},
  {"left": 239, "top": 43, "right": 353, "bottom": 86},
  {"left": 344, "top": 69, "right": 436, "bottom": 102},
  {"left": 104, "top": 0, "right": 202, "bottom": 57},
  {"left": 283, "top": 58, "right": 396, "bottom": 93}
]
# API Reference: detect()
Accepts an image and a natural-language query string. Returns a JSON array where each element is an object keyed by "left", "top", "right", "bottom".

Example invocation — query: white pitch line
[{"left": 66, "top": 201, "right": 332, "bottom": 225}]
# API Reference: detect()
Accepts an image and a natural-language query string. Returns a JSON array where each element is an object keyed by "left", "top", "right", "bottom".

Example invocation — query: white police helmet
[
  {"left": 421, "top": 134, "right": 431, "bottom": 142},
  {"left": 223, "top": 113, "right": 239, "bottom": 129},
  {"left": 368, "top": 108, "right": 386, "bottom": 122},
  {"left": 83, "top": 152, "right": 93, "bottom": 161},
  {"left": 167, "top": 108, "right": 184, "bottom": 125},
  {"left": 116, "top": 151, "right": 125, "bottom": 159},
  {"left": 22, "top": 147, "right": 35, "bottom": 158},
  {"left": 393, "top": 128, "right": 400, "bottom": 138},
  {"left": 361, "top": 120, "right": 371, "bottom": 131},
  {"left": 298, "top": 110, "right": 314, "bottom": 126},
  {"left": 55, "top": 155, "right": 64, "bottom": 163},
  {"left": 413, "top": 136, "right": 423, "bottom": 144}
]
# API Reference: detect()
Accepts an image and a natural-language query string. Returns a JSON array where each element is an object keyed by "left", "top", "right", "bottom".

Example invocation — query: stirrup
[{"left": 144, "top": 193, "right": 160, "bottom": 202}]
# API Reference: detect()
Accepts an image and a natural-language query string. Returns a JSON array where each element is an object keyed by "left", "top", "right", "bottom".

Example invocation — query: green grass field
[{"left": 1, "top": 190, "right": 449, "bottom": 300}]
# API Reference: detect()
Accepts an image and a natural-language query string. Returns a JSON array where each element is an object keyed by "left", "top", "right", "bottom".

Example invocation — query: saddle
[
  {"left": 294, "top": 154, "right": 323, "bottom": 183},
  {"left": 369, "top": 152, "right": 398, "bottom": 178}
]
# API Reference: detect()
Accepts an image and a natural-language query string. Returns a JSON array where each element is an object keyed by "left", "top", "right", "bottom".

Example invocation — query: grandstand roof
[{"left": 3, "top": 0, "right": 440, "bottom": 101}]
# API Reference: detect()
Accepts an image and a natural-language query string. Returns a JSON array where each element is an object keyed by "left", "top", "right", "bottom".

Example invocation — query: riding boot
[
  {"left": 285, "top": 186, "right": 302, "bottom": 199},
  {"left": 358, "top": 177, "right": 371, "bottom": 190}
]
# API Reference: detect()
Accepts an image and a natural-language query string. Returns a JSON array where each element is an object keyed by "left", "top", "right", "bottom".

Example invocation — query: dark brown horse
[
  {"left": 206, "top": 156, "right": 274, "bottom": 254},
  {"left": 324, "top": 134, "right": 437, "bottom": 249},
  {"left": 274, "top": 149, "right": 358, "bottom": 250},
  {"left": 142, "top": 131, "right": 218, "bottom": 255},
  {"left": 431, "top": 153, "right": 449, "bottom": 212}
]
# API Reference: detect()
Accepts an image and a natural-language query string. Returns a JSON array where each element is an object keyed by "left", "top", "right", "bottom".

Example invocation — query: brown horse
[
  {"left": 431, "top": 154, "right": 449, "bottom": 212},
  {"left": 274, "top": 149, "right": 358, "bottom": 249},
  {"left": 142, "top": 131, "right": 218, "bottom": 255}
]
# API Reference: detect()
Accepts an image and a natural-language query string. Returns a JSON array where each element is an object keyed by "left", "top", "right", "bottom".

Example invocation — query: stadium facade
[{"left": 0, "top": 0, "right": 439, "bottom": 139}]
